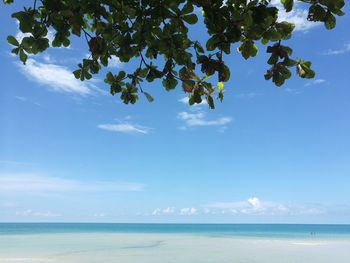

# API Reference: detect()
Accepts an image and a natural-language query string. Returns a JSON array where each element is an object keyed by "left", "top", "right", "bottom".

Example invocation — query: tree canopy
[{"left": 4, "top": 0, "right": 346, "bottom": 108}]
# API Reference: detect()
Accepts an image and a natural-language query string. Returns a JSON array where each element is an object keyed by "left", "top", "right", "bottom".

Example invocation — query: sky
[{"left": 0, "top": 2, "right": 350, "bottom": 224}]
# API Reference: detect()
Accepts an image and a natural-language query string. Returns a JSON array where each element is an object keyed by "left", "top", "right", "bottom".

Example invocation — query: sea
[{"left": 0, "top": 223, "right": 349, "bottom": 262}]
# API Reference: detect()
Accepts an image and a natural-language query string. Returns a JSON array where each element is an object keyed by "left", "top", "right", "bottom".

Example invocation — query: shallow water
[{"left": 0, "top": 224, "right": 349, "bottom": 263}]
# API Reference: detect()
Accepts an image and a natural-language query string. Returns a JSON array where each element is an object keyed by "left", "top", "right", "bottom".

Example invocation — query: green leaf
[
  {"left": 7, "top": 35, "right": 19, "bottom": 46},
  {"left": 73, "top": 69, "right": 81, "bottom": 79},
  {"left": 218, "top": 64, "right": 230, "bottom": 82},
  {"left": 31, "top": 38, "right": 49, "bottom": 54},
  {"left": 182, "top": 14, "right": 198, "bottom": 25},
  {"left": 194, "top": 42, "right": 204, "bottom": 53},
  {"left": 281, "top": 0, "right": 294, "bottom": 12},
  {"left": 143, "top": 92, "right": 154, "bottom": 102},
  {"left": 182, "top": 2, "right": 194, "bottom": 14},
  {"left": 11, "top": 47, "right": 20, "bottom": 55},
  {"left": 110, "top": 83, "right": 122, "bottom": 95},
  {"left": 137, "top": 68, "right": 149, "bottom": 78},
  {"left": 297, "top": 61, "right": 315, "bottom": 79},
  {"left": 193, "top": 90, "right": 202, "bottom": 104},
  {"left": 162, "top": 76, "right": 178, "bottom": 91},
  {"left": 238, "top": 40, "right": 258, "bottom": 60},
  {"left": 206, "top": 95, "right": 215, "bottom": 109},
  {"left": 19, "top": 49, "right": 27, "bottom": 64},
  {"left": 62, "top": 38, "right": 70, "bottom": 47},
  {"left": 218, "top": 91, "right": 224, "bottom": 102},
  {"left": 325, "top": 13, "right": 336, "bottom": 29},
  {"left": 105, "top": 72, "right": 115, "bottom": 83},
  {"left": 116, "top": 71, "right": 126, "bottom": 81},
  {"left": 182, "top": 80, "right": 195, "bottom": 93},
  {"left": 12, "top": 11, "right": 33, "bottom": 33},
  {"left": 206, "top": 35, "right": 221, "bottom": 51}
]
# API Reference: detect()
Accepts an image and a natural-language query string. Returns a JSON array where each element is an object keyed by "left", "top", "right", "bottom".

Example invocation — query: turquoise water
[
  {"left": 1, "top": 224, "right": 350, "bottom": 263},
  {"left": 1, "top": 223, "right": 350, "bottom": 239}
]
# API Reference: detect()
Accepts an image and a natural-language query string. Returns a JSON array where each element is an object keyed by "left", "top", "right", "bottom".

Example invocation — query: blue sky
[{"left": 1, "top": 2, "right": 350, "bottom": 223}]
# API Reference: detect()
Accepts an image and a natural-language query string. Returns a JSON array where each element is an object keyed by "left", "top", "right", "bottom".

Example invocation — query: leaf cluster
[{"left": 4, "top": 0, "right": 346, "bottom": 108}]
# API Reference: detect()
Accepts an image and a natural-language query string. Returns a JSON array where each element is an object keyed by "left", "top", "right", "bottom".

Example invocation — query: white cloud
[
  {"left": 152, "top": 207, "right": 176, "bottom": 215},
  {"left": 109, "top": 55, "right": 123, "bottom": 68},
  {"left": 0, "top": 174, "right": 144, "bottom": 194},
  {"left": 151, "top": 208, "right": 162, "bottom": 215},
  {"left": 247, "top": 197, "right": 262, "bottom": 209},
  {"left": 235, "top": 92, "right": 262, "bottom": 99},
  {"left": 15, "top": 26, "right": 72, "bottom": 51},
  {"left": 204, "top": 197, "right": 326, "bottom": 216},
  {"left": 18, "top": 59, "right": 91, "bottom": 95},
  {"left": 42, "top": 54, "right": 56, "bottom": 63},
  {"left": 323, "top": 42, "right": 350, "bottom": 55},
  {"left": 97, "top": 123, "right": 151, "bottom": 134},
  {"left": 0, "top": 202, "right": 17, "bottom": 208},
  {"left": 178, "top": 111, "right": 232, "bottom": 127},
  {"left": 180, "top": 207, "right": 197, "bottom": 216},
  {"left": 179, "top": 97, "right": 207, "bottom": 106},
  {"left": 163, "top": 207, "right": 176, "bottom": 214},
  {"left": 15, "top": 28, "right": 55, "bottom": 44},
  {"left": 271, "top": 0, "right": 320, "bottom": 32},
  {"left": 92, "top": 213, "right": 107, "bottom": 218},
  {"left": 15, "top": 96, "right": 27, "bottom": 102},
  {"left": 15, "top": 209, "right": 62, "bottom": 218},
  {"left": 305, "top": 79, "right": 326, "bottom": 86},
  {"left": 312, "top": 79, "right": 326, "bottom": 84},
  {"left": 149, "top": 199, "right": 331, "bottom": 218},
  {"left": 203, "top": 207, "right": 211, "bottom": 214},
  {"left": 285, "top": 88, "right": 303, "bottom": 95},
  {"left": 0, "top": 160, "right": 34, "bottom": 166},
  {"left": 85, "top": 53, "right": 123, "bottom": 68}
]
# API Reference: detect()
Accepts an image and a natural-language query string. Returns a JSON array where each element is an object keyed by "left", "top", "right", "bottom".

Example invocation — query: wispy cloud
[
  {"left": 178, "top": 111, "right": 232, "bottom": 127},
  {"left": 18, "top": 59, "right": 92, "bottom": 95},
  {"left": 0, "top": 160, "right": 35, "bottom": 166},
  {"left": 285, "top": 88, "right": 303, "bottom": 95},
  {"left": 323, "top": 42, "right": 350, "bottom": 55},
  {"left": 305, "top": 79, "right": 326, "bottom": 87},
  {"left": 0, "top": 173, "right": 145, "bottom": 194},
  {"left": 15, "top": 209, "right": 62, "bottom": 218},
  {"left": 98, "top": 123, "right": 151, "bottom": 134},
  {"left": 15, "top": 28, "right": 55, "bottom": 45},
  {"left": 271, "top": 0, "right": 320, "bottom": 32},
  {"left": 13, "top": 96, "right": 42, "bottom": 107},
  {"left": 180, "top": 207, "right": 197, "bottom": 216},
  {"left": 0, "top": 202, "right": 17, "bottom": 208},
  {"left": 204, "top": 197, "right": 326, "bottom": 216},
  {"left": 92, "top": 213, "right": 108, "bottom": 218},
  {"left": 84, "top": 53, "right": 123, "bottom": 68},
  {"left": 150, "top": 199, "right": 348, "bottom": 218},
  {"left": 179, "top": 97, "right": 207, "bottom": 106},
  {"left": 235, "top": 92, "right": 262, "bottom": 99},
  {"left": 152, "top": 207, "right": 176, "bottom": 215},
  {"left": 14, "top": 96, "right": 27, "bottom": 102},
  {"left": 109, "top": 55, "right": 123, "bottom": 68},
  {"left": 151, "top": 207, "right": 198, "bottom": 216}
]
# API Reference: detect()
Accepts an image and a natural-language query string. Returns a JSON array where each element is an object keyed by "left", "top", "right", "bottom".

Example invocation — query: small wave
[
  {"left": 292, "top": 242, "right": 328, "bottom": 246},
  {"left": 121, "top": 240, "right": 164, "bottom": 249},
  {"left": 49, "top": 240, "right": 164, "bottom": 258},
  {"left": 0, "top": 258, "right": 53, "bottom": 262}
]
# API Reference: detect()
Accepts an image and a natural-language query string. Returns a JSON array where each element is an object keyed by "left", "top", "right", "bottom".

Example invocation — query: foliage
[{"left": 4, "top": 0, "right": 346, "bottom": 108}]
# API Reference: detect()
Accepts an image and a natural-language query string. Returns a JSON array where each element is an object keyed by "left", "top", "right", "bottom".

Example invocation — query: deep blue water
[{"left": 1, "top": 223, "right": 350, "bottom": 239}]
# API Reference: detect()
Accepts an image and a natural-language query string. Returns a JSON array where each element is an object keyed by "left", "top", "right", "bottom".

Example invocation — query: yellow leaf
[{"left": 217, "top": 82, "right": 224, "bottom": 91}]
